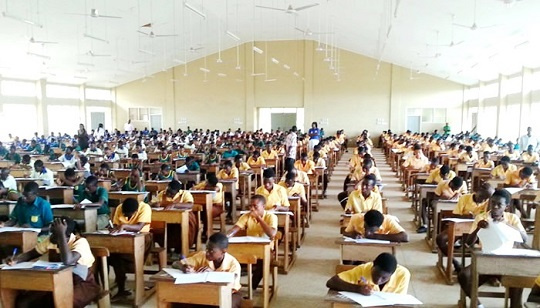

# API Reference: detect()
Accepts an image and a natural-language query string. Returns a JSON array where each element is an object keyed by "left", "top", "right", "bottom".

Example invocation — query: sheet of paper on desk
[
  {"left": 0, "top": 227, "right": 42, "bottom": 233},
  {"left": 96, "top": 230, "right": 137, "bottom": 236},
  {"left": 442, "top": 218, "right": 475, "bottom": 223},
  {"left": 343, "top": 237, "right": 391, "bottom": 244},
  {"left": 51, "top": 204, "right": 75, "bottom": 209},
  {"left": 228, "top": 236, "right": 271, "bottom": 243},
  {"left": 163, "top": 267, "right": 185, "bottom": 278},
  {"left": 239, "top": 210, "right": 293, "bottom": 216},
  {"left": 478, "top": 221, "right": 523, "bottom": 253},
  {"left": 80, "top": 199, "right": 93, "bottom": 205},
  {"left": 504, "top": 187, "right": 524, "bottom": 195},
  {"left": 32, "top": 260, "right": 63, "bottom": 269},
  {"left": 2, "top": 261, "right": 35, "bottom": 270},
  {"left": 206, "top": 272, "right": 235, "bottom": 283},
  {"left": 490, "top": 248, "right": 540, "bottom": 257},
  {"left": 338, "top": 291, "right": 422, "bottom": 307}
]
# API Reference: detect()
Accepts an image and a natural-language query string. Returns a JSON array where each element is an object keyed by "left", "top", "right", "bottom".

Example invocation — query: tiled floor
[{"left": 118, "top": 148, "right": 523, "bottom": 307}]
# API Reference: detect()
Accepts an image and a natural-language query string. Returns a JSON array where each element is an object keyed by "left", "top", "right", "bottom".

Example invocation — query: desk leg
[
  {"left": 181, "top": 213, "right": 189, "bottom": 256},
  {"left": 53, "top": 270, "right": 73, "bottom": 308},
  {"left": 231, "top": 186, "right": 237, "bottom": 220},
  {"left": 156, "top": 282, "right": 170, "bottom": 308},
  {"left": 219, "top": 285, "right": 232, "bottom": 307},
  {"left": 84, "top": 210, "right": 97, "bottom": 232},
  {"left": 283, "top": 226, "right": 290, "bottom": 273},
  {"left": 0, "top": 288, "right": 16, "bottom": 308},
  {"left": 134, "top": 236, "right": 145, "bottom": 307},
  {"left": 263, "top": 247, "right": 270, "bottom": 308},
  {"left": 471, "top": 255, "right": 478, "bottom": 308}
]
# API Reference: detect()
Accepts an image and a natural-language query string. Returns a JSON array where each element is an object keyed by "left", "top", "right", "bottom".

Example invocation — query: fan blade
[
  {"left": 255, "top": 5, "right": 286, "bottom": 11},
  {"left": 97, "top": 14, "right": 122, "bottom": 19},
  {"left": 155, "top": 34, "right": 178, "bottom": 37},
  {"left": 452, "top": 40, "right": 464, "bottom": 46},
  {"left": 453, "top": 23, "right": 472, "bottom": 29},
  {"left": 478, "top": 24, "right": 500, "bottom": 29},
  {"left": 294, "top": 3, "right": 320, "bottom": 11},
  {"left": 294, "top": 27, "right": 307, "bottom": 34},
  {"left": 141, "top": 23, "right": 153, "bottom": 28},
  {"left": 30, "top": 37, "right": 58, "bottom": 44},
  {"left": 137, "top": 30, "right": 150, "bottom": 36}
]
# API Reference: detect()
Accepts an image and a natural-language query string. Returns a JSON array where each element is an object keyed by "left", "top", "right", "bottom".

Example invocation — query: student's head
[
  {"left": 64, "top": 168, "right": 77, "bottom": 181},
  {"left": 0, "top": 168, "right": 9, "bottom": 181},
  {"left": 160, "top": 164, "right": 171, "bottom": 175},
  {"left": 313, "top": 151, "right": 321, "bottom": 160},
  {"left": 476, "top": 183, "right": 495, "bottom": 203},
  {"left": 234, "top": 154, "right": 243, "bottom": 165},
  {"left": 250, "top": 194, "right": 266, "bottom": 215},
  {"left": 33, "top": 160, "right": 44, "bottom": 172},
  {"left": 9, "top": 145, "right": 16, "bottom": 153},
  {"left": 440, "top": 165, "right": 450, "bottom": 178},
  {"left": 263, "top": 168, "right": 276, "bottom": 190},
  {"left": 22, "top": 181, "right": 39, "bottom": 204},
  {"left": 482, "top": 151, "right": 491, "bottom": 160},
  {"left": 206, "top": 232, "right": 229, "bottom": 262},
  {"left": 89, "top": 141, "right": 97, "bottom": 150},
  {"left": 527, "top": 145, "right": 534, "bottom": 154},
  {"left": 361, "top": 174, "right": 377, "bottom": 196},
  {"left": 519, "top": 166, "right": 533, "bottom": 180},
  {"left": 252, "top": 150, "right": 260, "bottom": 158},
  {"left": 166, "top": 180, "right": 182, "bottom": 197},
  {"left": 500, "top": 156, "right": 511, "bottom": 168},
  {"left": 449, "top": 176, "right": 464, "bottom": 191},
  {"left": 206, "top": 173, "right": 218, "bottom": 186},
  {"left": 65, "top": 146, "right": 73, "bottom": 155},
  {"left": 300, "top": 152, "right": 308, "bottom": 163},
  {"left": 99, "top": 163, "right": 110, "bottom": 175},
  {"left": 291, "top": 126, "right": 297, "bottom": 132},
  {"left": 80, "top": 156, "right": 88, "bottom": 166},
  {"left": 50, "top": 217, "right": 77, "bottom": 244},
  {"left": 311, "top": 122, "right": 318, "bottom": 128},
  {"left": 488, "top": 189, "right": 511, "bottom": 220},
  {"left": 265, "top": 142, "right": 272, "bottom": 151},
  {"left": 222, "top": 160, "right": 233, "bottom": 171},
  {"left": 363, "top": 210, "right": 384, "bottom": 235},
  {"left": 371, "top": 253, "right": 398, "bottom": 286},
  {"left": 465, "top": 145, "right": 473, "bottom": 153},
  {"left": 130, "top": 168, "right": 141, "bottom": 181},
  {"left": 430, "top": 157, "right": 438, "bottom": 167},
  {"left": 122, "top": 198, "right": 139, "bottom": 218},
  {"left": 362, "top": 159, "right": 373, "bottom": 173}
]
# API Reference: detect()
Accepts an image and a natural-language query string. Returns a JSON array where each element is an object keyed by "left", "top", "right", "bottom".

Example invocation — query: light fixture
[
  {"left": 283, "top": 64, "right": 290, "bottom": 70},
  {"left": 199, "top": 67, "right": 210, "bottom": 73},
  {"left": 2, "top": 12, "right": 42, "bottom": 27},
  {"left": 271, "top": 58, "right": 279, "bottom": 64},
  {"left": 184, "top": 2, "right": 206, "bottom": 19},
  {"left": 226, "top": 30, "right": 240, "bottom": 41},
  {"left": 218, "top": 73, "right": 227, "bottom": 77},
  {"left": 27, "top": 52, "right": 50, "bottom": 60},
  {"left": 252, "top": 46, "right": 264, "bottom": 54},
  {"left": 83, "top": 33, "right": 109, "bottom": 44}
]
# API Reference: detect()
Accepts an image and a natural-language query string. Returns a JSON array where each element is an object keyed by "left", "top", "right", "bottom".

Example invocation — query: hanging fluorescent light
[
  {"left": 199, "top": 67, "right": 210, "bottom": 73},
  {"left": 184, "top": 2, "right": 206, "bottom": 19},
  {"left": 218, "top": 73, "right": 227, "bottom": 77},
  {"left": 283, "top": 64, "right": 290, "bottom": 70},
  {"left": 216, "top": 58, "right": 223, "bottom": 63},
  {"left": 83, "top": 33, "right": 109, "bottom": 44},
  {"left": 252, "top": 46, "right": 264, "bottom": 54},
  {"left": 271, "top": 58, "right": 279, "bottom": 64},
  {"left": 293, "top": 72, "right": 299, "bottom": 77},
  {"left": 226, "top": 30, "right": 240, "bottom": 41},
  {"left": 173, "top": 59, "right": 186, "bottom": 64},
  {"left": 27, "top": 52, "right": 50, "bottom": 60}
]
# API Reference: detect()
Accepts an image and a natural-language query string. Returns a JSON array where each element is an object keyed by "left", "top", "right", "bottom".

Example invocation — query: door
[
  {"left": 406, "top": 116, "right": 421, "bottom": 133},
  {"left": 150, "top": 114, "right": 162, "bottom": 130},
  {"left": 90, "top": 112, "right": 105, "bottom": 130},
  {"left": 271, "top": 113, "right": 296, "bottom": 131}
]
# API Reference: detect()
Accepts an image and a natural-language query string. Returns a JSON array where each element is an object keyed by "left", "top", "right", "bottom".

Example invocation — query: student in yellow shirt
[
  {"left": 172, "top": 233, "right": 243, "bottom": 308},
  {"left": 192, "top": 173, "right": 225, "bottom": 225},
  {"left": 279, "top": 174, "right": 308, "bottom": 209},
  {"left": 521, "top": 145, "right": 540, "bottom": 163},
  {"left": 458, "top": 189, "right": 527, "bottom": 308},
  {"left": 234, "top": 154, "right": 251, "bottom": 171},
  {"left": 504, "top": 142, "right": 520, "bottom": 160},
  {"left": 528, "top": 275, "right": 540, "bottom": 303},
  {"left": 458, "top": 145, "right": 478, "bottom": 163},
  {"left": 313, "top": 151, "right": 329, "bottom": 198},
  {"left": 344, "top": 174, "right": 382, "bottom": 214},
  {"left": 326, "top": 253, "right": 411, "bottom": 295},
  {"left": 109, "top": 197, "right": 153, "bottom": 299},
  {"left": 344, "top": 210, "right": 409, "bottom": 242},
  {"left": 255, "top": 168, "right": 290, "bottom": 211},
  {"left": 294, "top": 152, "right": 315, "bottom": 174},
  {"left": 436, "top": 183, "right": 494, "bottom": 272},
  {"left": 490, "top": 156, "right": 517, "bottom": 179},
  {"left": 227, "top": 194, "right": 277, "bottom": 291},
  {"left": 349, "top": 146, "right": 366, "bottom": 172},
  {"left": 401, "top": 144, "right": 429, "bottom": 170},
  {"left": 475, "top": 151, "right": 495, "bottom": 169},
  {"left": 217, "top": 160, "right": 240, "bottom": 223},
  {"left": 247, "top": 150, "right": 266, "bottom": 167},
  {"left": 504, "top": 166, "right": 536, "bottom": 218},
  {"left": 425, "top": 164, "right": 455, "bottom": 184},
  {"left": 261, "top": 142, "right": 278, "bottom": 160}
]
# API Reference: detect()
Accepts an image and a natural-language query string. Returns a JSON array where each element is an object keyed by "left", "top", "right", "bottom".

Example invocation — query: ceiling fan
[
  {"left": 189, "top": 46, "right": 204, "bottom": 53},
  {"left": 295, "top": 27, "right": 332, "bottom": 36},
  {"left": 69, "top": 8, "right": 121, "bottom": 19},
  {"left": 255, "top": 3, "right": 319, "bottom": 14},
  {"left": 2, "top": 11, "right": 42, "bottom": 27},
  {"left": 137, "top": 30, "right": 177, "bottom": 38},
  {"left": 86, "top": 50, "right": 111, "bottom": 57},
  {"left": 453, "top": 0, "right": 498, "bottom": 31},
  {"left": 429, "top": 15, "right": 464, "bottom": 48},
  {"left": 29, "top": 37, "right": 58, "bottom": 44}
]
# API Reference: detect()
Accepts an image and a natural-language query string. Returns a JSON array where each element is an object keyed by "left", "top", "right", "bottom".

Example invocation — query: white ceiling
[{"left": 0, "top": 0, "right": 539, "bottom": 88}]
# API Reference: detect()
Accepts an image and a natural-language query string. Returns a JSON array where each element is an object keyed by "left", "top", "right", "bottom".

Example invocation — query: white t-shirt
[
  {"left": 2, "top": 175, "right": 17, "bottom": 191},
  {"left": 124, "top": 122, "right": 134, "bottom": 133},
  {"left": 285, "top": 132, "right": 297, "bottom": 159}
]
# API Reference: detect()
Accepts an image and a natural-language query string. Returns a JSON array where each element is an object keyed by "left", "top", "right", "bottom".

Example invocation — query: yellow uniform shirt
[
  {"left": 294, "top": 160, "right": 315, "bottom": 174},
  {"left": 193, "top": 182, "right": 224, "bottom": 204},
  {"left": 281, "top": 170, "right": 310, "bottom": 185},
  {"left": 237, "top": 162, "right": 251, "bottom": 171},
  {"left": 536, "top": 275, "right": 540, "bottom": 287},
  {"left": 247, "top": 156, "right": 266, "bottom": 167},
  {"left": 504, "top": 169, "right": 534, "bottom": 187},
  {"left": 36, "top": 234, "right": 95, "bottom": 268},
  {"left": 435, "top": 180, "right": 468, "bottom": 198},
  {"left": 476, "top": 160, "right": 494, "bottom": 169},
  {"left": 113, "top": 201, "right": 152, "bottom": 232},
  {"left": 261, "top": 150, "right": 278, "bottom": 160},
  {"left": 452, "top": 194, "right": 489, "bottom": 216},
  {"left": 344, "top": 213, "right": 405, "bottom": 235},
  {"left": 154, "top": 190, "right": 194, "bottom": 206},
  {"left": 235, "top": 211, "right": 278, "bottom": 238},
  {"left": 217, "top": 168, "right": 240, "bottom": 189},
  {"left": 255, "top": 185, "right": 290, "bottom": 209},
  {"left": 278, "top": 181, "right": 306, "bottom": 199},
  {"left": 505, "top": 150, "right": 520, "bottom": 160},
  {"left": 459, "top": 152, "right": 478, "bottom": 163},
  {"left": 315, "top": 157, "right": 326, "bottom": 169},
  {"left": 345, "top": 191, "right": 383, "bottom": 214},
  {"left": 402, "top": 155, "right": 429, "bottom": 169},
  {"left": 426, "top": 168, "right": 456, "bottom": 184},
  {"left": 522, "top": 152, "right": 540, "bottom": 163},
  {"left": 470, "top": 211, "right": 525, "bottom": 234},
  {"left": 338, "top": 262, "right": 410, "bottom": 294},
  {"left": 185, "top": 251, "right": 241, "bottom": 291},
  {"left": 491, "top": 164, "right": 517, "bottom": 179},
  {"left": 349, "top": 155, "right": 363, "bottom": 171}
]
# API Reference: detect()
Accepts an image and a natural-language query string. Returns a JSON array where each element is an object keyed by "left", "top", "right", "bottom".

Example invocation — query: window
[
  {"left": 1, "top": 104, "right": 38, "bottom": 139},
  {"left": 1, "top": 80, "right": 36, "bottom": 97},
  {"left": 128, "top": 107, "right": 162, "bottom": 122},
  {"left": 258, "top": 108, "right": 304, "bottom": 132},
  {"left": 421, "top": 108, "right": 446, "bottom": 123},
  {"left": 47, "top": 105, "right": 81, "bottom": 136},
  {"left": 85, "top": 88, "right": 112, "bottom": 101},
  {"left": 46, "top": 84, "right": 80, "bottom": 99}
]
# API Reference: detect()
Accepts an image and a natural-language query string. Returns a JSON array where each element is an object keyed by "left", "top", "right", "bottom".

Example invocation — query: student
[
  {"left": 425, "top": 164, "right": 455, "bottom": 184},
  {"left": 326, "top": 252, "right": 411, "bottom": 295},
  {"left": 458, "top": 145, "right": 478, "bottom": 163},
  {"left": 2, "top": 217, "right": 100, "bottom": 308},
  {"left": 344, "top": 174, "right": 382, "bottom": 214},
  {"left": 279, "top": 173, "right": 308, "bottom": 209},
  {"left": 217, "top": 160, "right": 239, "bottom": 223},
  {"left": 227, "top": 195, "right": 277, "bottom": 291},
  {"left": 344, "top": 210, "right": 408, "bottom": 242},
  {"left": 504, "top": 166, "right": 536, "bottom": 218},
  {"left": 28, "top": 139, "right": 43, "bottom": 154},
  {"left": 294, "top": 152, "right": 315, "bottom": 174},
  {"left": 0, "top": 181, "right": 53, "bottom": 233},
  {"left": 0, "top": 168, "right": 18, "bottom": 200},
  {"left": 20, "top": 154, "right": 35, "bottom": 170},
  {"left": 56, "top": 167, "right": 85, "bottom": 199},
  {"left": 281, "top": 166, "right": 310, "bottom": 185},
  {"left": 155, "top": 164, "right": 177, "bottom": 181},
  {"left": 261, "top": 142, "right": 278, "bottom": 160},
  {"left": 222, "top": 147, "right": 239, "bottom": 159},
  {"left": 172, "top": 232, "right": 242, "bottom": 308},
  {"left": 475, "top": 151, "right": 494, "bottom": 169},
  {"left": 491, "top": 156, "right": 517, "bottom": 179},
  {"left": 96, "top": 162, "right": 117, "bottom": 184},
  {"left": 4, "top": 145, "right": 21, "bottom": 164},
  {"left": 192, "top": 173, "right": 225, "bottom": 226},
  {"left": 401, "top": 144, "right": 428, "bottom": 170},
  {"left": 109, "top": 197, "right": 152, "bottom": 299},
  {"left": 528, "top": 275, "right": 540, "bottom": 303},
  {"left": 134, "top": 143, "right": 148, "bottom": 161},
  {"left": 458, "top": 189, "right": 527, "bottom": 308},
  {"left": 104, "top": 147, "right": 120, "bottom": 162},
  {"left": 58, "top": 146, "right": 79, "bottom": 169},
  {"left": 158, "top": 148, "right": 172, "bottom": 164},
  {"left": 120, "top": 168, "right": 145, "bottom": 192},
  {"left": 184, "top": 156, "right": 201, "bottom": 172},
  {"left": 30, "top": 160, "right": 55, "bottom": 186},
  {"left": 313, "top": 151, "right": 329, "bottom": 198},
  {"left": 0, "top": 141, "right": 7, "bottom": 156},
  {"left": 255, "top": 168, "right": 290, "bottom": 211},
  {"left": 204, "top": 148, "right": 221, "bottom": 165},
  {"left": 247, "top": 150, "right": 266, "bottom": 167},
  {"left": 77, "top": 176, "right": 110, "bottom": 230},
  {"left": 114, "top": 140, "right": 129, "bottom": 159},
  {"left": 84, "top": 141, "right": 103, "bottom": 156},
  {"left": 521, "top": 145, "right": 540, "bottom": 163},
  {"left": 349, "top": 147, "right": 366, "bottom": 172}
]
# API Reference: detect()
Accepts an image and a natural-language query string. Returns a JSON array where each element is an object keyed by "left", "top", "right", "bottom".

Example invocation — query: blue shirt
[
  {"left": 10, "top": 196, "right": 53, "bottom": 228},
  {"left": 309, "top": 128, "right": 320, "bottom": 140}
]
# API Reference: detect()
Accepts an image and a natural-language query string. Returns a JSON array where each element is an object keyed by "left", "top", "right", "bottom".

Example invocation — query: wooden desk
[
  {"left": 146, "top": 180, "right": 172, "bottom": 200},
  {"left": 0, "top": 267, "right": 73, "bottom": 308},
  {"left": 15, "top": 178, "right": 43, "bottom": 192},
  {"left": 84, "top": 232, "right": 152, "bottom": 307},
  {"left": 220, "top": 179, "right": 238, "bottom": 219},
  {"left": 535, "top": 204, "right": 540, "bottom": 250},
  {"left": 0, "top": 230, "right": 38, "bottom": 252},
  {"left": 9, "top": 169, "right": 30, "bottom": 178},
  {"left": 111, "top": 168, "right": 131, "bottom": 180},
  {"left": 39, "top": 186, "right": 74, "bottom": 204},
  {"left": 0, "top": 201, "right": 16, "bottom": 216},
  {"left": 108, "top": 191, "right": 148, "bottom": 204},
  {"left": 51, "top": 205, "right": 98, "bottom": 232},
  {"left": 428, "top": 200, "right": 458, "bottom": 253},
  {"left": 471, "top": 168, "right": 492, "bottom": 192},
  {"left": 227, "top": 239, "right": 273, "bottom": 308},
  {"left": 43, "top": 162, "right": 64, "bottom": 172},
  {"left": 239, "top": 172, "right": 254, "bottom": 210},
  {"left": 190, "top": 191, "right": 213, "bottom": 239},
  {"left": 150, "top": 270, "right": 233, "bottom": 307},
  {"left": 0, "top": 160, "right": 14, "bottom": 168},
  {"left": 98, "top": 179, "right": 112, "bottom": 191},
  {"left": 335, "top": 238, "right": 400, "bottom": 264},
  {"left": 470, "top": 249, "right": 540, "bottom": 308},
  {"left": 151, "top": 209, "right": 190, "bottom": 256},
  {"left": 274, "top": 212, "right": 294, "bottom": 273},
  {"left": 56, "top": 169, "right": 85, "bottom": 179},
  {"left": 417, "top": 184, "right": 437, "bottom": 227},
  {"left": 176, "top": 172, "right": 201, "bottom": 185}
]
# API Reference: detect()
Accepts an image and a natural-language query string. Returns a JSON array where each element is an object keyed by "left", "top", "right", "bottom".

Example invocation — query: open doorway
[{"left": 258, "top": 108, "right": 304, "bottom": 132}]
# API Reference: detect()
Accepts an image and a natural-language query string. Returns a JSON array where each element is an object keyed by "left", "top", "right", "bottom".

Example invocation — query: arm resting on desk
[
  {"left": 367, "top": 231, "right": 409, "bottom": 243},
  {"left": 326, "top": 275, "right": 371, "bottom": 295}
]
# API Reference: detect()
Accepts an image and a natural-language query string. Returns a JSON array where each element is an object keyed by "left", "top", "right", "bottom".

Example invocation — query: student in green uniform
[
  {"left": 76, "top": 176, "right": 110, "bottom": 230},
  {"left": 4, "top": 145, "right": 21, "bottom": 164}
]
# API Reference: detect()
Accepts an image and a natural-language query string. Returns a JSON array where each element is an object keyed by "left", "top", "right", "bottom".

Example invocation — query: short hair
[
  {"left": 99, "top": 163, "right": 110, "bottom": 170},
  {"left": 206, "top": 173, "right": 218, "bottom": 186},
  {"left": 252, "top": 150, "right": 260, "bottom": 156},
  {"left": 208, "top": 232, "right": 229, "bottom": 249},
  {"left": 34, "top": 160, "right": 44, "bottom": 168},
  {"left": 430, "top": 157, "right": 439, "bottom": 164},
  {"left": 492, "top": 189, "right": 510, "bottom": 205},
  {"left": 413, "top": 144, "right": 422, "bottom": 151},
  {"left": 22, "top": 154, "right": 31, "bottom": 161},
  {"left": 465, "top": 145, "right": 473, "bottom": 152},
  {"left": 251, "top": 194, "right": 266, "bottom": 205},
  {"left": 300, "top": 152, "right": 308, "bottom": 159},
  {"left": 222, "top": 160, "right": 233, "bottom": 168},
  {"left": 521, "top": 166, "right": 533, "bottom": 177},
  {"left": 168, "top": 180, "right": 182, "bottom": 191},
  {"left": 58, "top": 216, "right": 77, "bottom": 237},
  {"left": 364, "top": 210, "right": 384, "bottom": 228},
  {"left": 291, "top": 126, "right": 297, "bottom": 132},
  {"left": 263, "top": 168, "right": 275, "bottom": 179},
  {"left": 440, "top": 165, "right": 450, "bottom": 175},
  {"left": 234, "top": 154, "right": 243, "bottom": 161},
  {"left": 64, "top": 168, "right": 76, "bottom": 178},
  {"left": 122, "top": 198, "right": 139, "bottom": 214},
  {"left": 364, "top": 174, "right": 377, "bottom": 185},
  {"left": 500, "top": 156, "right": 510, "bottom": 163},
  {"left": 160, "top": 164, "right": 170, "bottom": 171},
  {"left": 449, "top": 176, "right": 464, "bottom": 189},
  {"left": 373, "top": 253, "right": 398, "bottom": 274},
  {"left": 85, "top": 175, "right": 98, "bottom": 186},
  {"left": 23, "top": 181, "right": 39, "bottom": 194},
  {"left": 363, "top": 159, "right": 373, "bottom": 168}
]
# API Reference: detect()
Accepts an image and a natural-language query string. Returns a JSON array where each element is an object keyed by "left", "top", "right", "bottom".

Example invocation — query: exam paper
[
  {"left": 343, "top": 236, "right": 391, "bottom": 244},
  {"left": 228, "top": 236, "right": 271, "bottom": 243},
  {"left": 338, "top": 291, "right": 422, "bottom": 307},
  {"left": 0, "top": 227, "right": 42, "bottom": 233},
  {"left": 80, "top": 199, "right": 93, "bottom": 205},
  {"left": 478, "top": 221, "right": 523, "bottom": 253},
  {"left": 1, "top": 262, "right": 35, "bottom": 270}
]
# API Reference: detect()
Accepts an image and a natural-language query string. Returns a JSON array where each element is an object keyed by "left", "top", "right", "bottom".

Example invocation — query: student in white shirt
[
  {"left": 0, "top": 168, "right": 18, "bottom": 200},
  {"left": 135, "top": 143, "right": 147, "bottom": 161},
  {"left": 84, "top": 141, "right": 103, "bottom": 156},
  {"left": 58, "top": 147, "right": 79, "bottom": 169},
  {"left": 104, "top": 147, "right": 120, "bottom": 162},
  {"left": 115, "top": 140, "right": 129, "bottom": 159},
  {"left": 30, "top": 160, "right": 55, "bottom": 186}
]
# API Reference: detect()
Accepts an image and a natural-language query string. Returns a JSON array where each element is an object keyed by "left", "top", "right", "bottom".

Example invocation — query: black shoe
[{"left": 416, "top": 225, "right": 427, "bottom": 233}]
